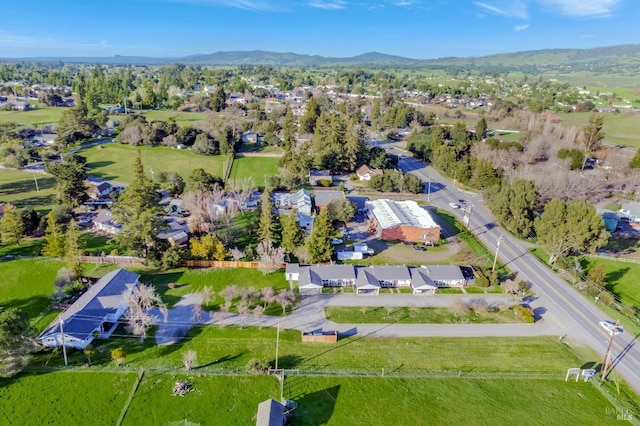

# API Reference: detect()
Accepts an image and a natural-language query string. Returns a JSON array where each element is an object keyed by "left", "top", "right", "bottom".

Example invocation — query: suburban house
[
  {"left": 39, "top": 269, "right": 140, "bottom": 349},
  {"left": 255, "top": 398, "right": 286, "bottom": 426},
  {"left": 93, "top": 209, "right": 122, "bottom": 235},
  {"left": 287, "top": 264, "right": 468, "bottom": 294},
  {"left": 308, "top": 169, "right": 332, "bottom": 186},
  {"left": 87, "top": 182, "right": 114, "bottom": 200},
  {"left": 366, "top": 199, "right": 441, "bottom": 244},
  {"left": 421, "top": 265, "right": 467, "bottom": 287},
  {"left": 273, "top": 189, "right": 313, "bottom": 215},
  {"left": 314, "top": 190, "right": 346, "bottom": 211},
  {"left": 356, "top": 164, "right": 383, "bottom": 181},
  {"left": 241, "top": 131, "right": 259, "bottom": 143},
  {"left": 159, "top": 217, "right": 190, "bottom": 246},
  {"left": 167, "top": 198, "right": 183, "bottom": 216}
]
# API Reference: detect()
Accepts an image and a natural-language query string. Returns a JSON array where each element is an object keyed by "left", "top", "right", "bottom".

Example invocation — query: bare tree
[
  {"left": 257, "top": 238, "right": 285, "bottom": 274},
  {"left": 360, "top": 306, "right": 368, "bottom": 316},
  {"left": 385, "top": 306, "right": 394, "bottom": 318},
  {"left": 240, "top": 286, "right": 258, "bottom": 305},
  {"left": 122, "top": 283, "right": 168, "bottom": 343},
  {"left": 451, "top": 299, "right": 470, "bottom": 316},
  {"left": 253, "top": 305, "right": 265, "bottom": 329},
  {"left": 229, "top": 246, "right": 245, "bottom": 261},
  {"left": 201, "top": 285, "right": 215, "bottom": 307},
  {"left": 237, "top": 302, "right": 250, "bottom": 328},
  {"left": 182, "top": 190, "right": 215, "bottom": 235},
  {"left": 182, "top": 350, "right": 197, "bottom": 371},
  {"left": 220, "top": 285, "right": 238, "bottom": 312},
  {"left": 192, "top": 304, "right": 203, "bottom": 323},
  {"left": 276, "top": 289, "right": 295, "bottom": 314},
  {"left": 261, "top": 287, "right": 276, "bottom": 309},
  {"left": 228, "top": 177, "right": 256, "bottom": 215},
  {"left": 216, "top": 307, "right": 227, "bottom": 328},
  {"left": 501, "top": 279, "right": 520, "bottom": 294}
]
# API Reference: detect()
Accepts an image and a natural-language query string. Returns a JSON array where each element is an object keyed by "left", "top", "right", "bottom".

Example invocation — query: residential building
[
  {"left": 422, "top": 265, "right": 467, "bottom": 287},
  {"left": 356, "top": 164, "right": 383, "bottom": 181},
  {"left": 308, "top": 169, "right": 332, "bottom": 186},
  {"left": 39, "top": 269, "right": 140, "bottom": 349},
  {"left": 273, "top": 189, "right": 312, "bottom": 215},
  {"left": 314, "top": 190, "right": 345, "bottom": 211},
  {"left": 93, "top": 209, "right": 122, "bottom": 235}
]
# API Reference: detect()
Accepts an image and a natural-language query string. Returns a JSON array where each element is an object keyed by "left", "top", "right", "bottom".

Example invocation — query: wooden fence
[
  {"left": 181, "top": 260, "right": 286, "bottom": 269},
  {"left": 79, "top": 255, "right": 145, "bottom": 265}
]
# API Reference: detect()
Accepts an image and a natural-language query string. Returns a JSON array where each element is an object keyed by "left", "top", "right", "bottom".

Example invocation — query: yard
[
  {"left": 325, "top": 305, "right": 522, "bottom": 324},
  {"left": 582, "top": 257, "right": 640, "bottom": 309},
  {"left": 557, "top": 111, "right": 640, "bottom": 149},
  {"left": 227, "top": 156, "right": 280, "bottom": 185},
  {"left": 0, "top": 107, "right": 64, "bottom": 127},
  {"left": 0, "top": 168, "right": 56, "bottom": 211},
  {"left": 140, "top": 110, "right": 206, "bottom": 127},
  {"left": 77, "top": 143, "right": 226, "bottom": 183}
]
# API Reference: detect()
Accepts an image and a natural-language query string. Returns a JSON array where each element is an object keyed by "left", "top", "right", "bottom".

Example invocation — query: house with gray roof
[
  {"left": 93, "top": 209, "right": 122, "bottom": 235},
  {"left": 39, "top": 269, "right": 140, "bottom": 349},
  {"left": 410, "top": 268, "right": 438, "bottom": 295},
  {"left": 255, "top": 399, "right": 286, "bottom": 426},
  {"left": 422, "top": 265, "right": 467, "bottom": 287},
  {"left": 354, "top": 268, "right": 381, "bottom": 295},
  {"left": 366, "top": 265, "right": 412, "bottom": 287},
  {"left": 314, "top": 190, "right": 346, "bottom": 211}
]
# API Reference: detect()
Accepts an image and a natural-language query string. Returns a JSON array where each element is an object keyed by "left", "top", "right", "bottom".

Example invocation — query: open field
[
  {"left": 582, "top": 257, "right": 640, "bottom": 309},
  {"left": 78, "top": 143, "right": 226, "bottom": 183},
  {"left": 325, "top": 305, "right": 521, "bottom": 324},
  {"left": 140, "top": 110, "right": 206, "bottom": 127},
  {"left": 286, "top": 376, "right": 626, "bottom": 426},
  {"left": 557, "top": 111, "right": 640, "bottom": 148},
  {"left": 123, "top": 374, "right": 279, "bottom": 426},
  {"left": 0, "top": 168, "right": 56, "bottom": 211},
  {"left": 0, "top": 107, "right": 64, "bottom": 127},
  {"left": 0, "top": 371, "right": 137, "bottom": 425},
  {"left": 228, "top": 156, "right": 280, "bottom": 185}
]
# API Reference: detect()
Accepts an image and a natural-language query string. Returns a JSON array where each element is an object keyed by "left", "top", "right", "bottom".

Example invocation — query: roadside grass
[
  {"left": 228, "top": 156, "right": 280, "bottom": 186},
  {"left": 0, "top": 168, "right": 56, "bottom": 211},
  {"left": 435, "top": 210, "right": 497, "bottom": 269},
  {"left": 77, "top": 143, "right": 226, "bottom": 183},
  {"left": 603, "top": 202, "right": 622, "bottom": 212},
  {"left": 557, "top": 111, "right": 640, "bottom": 148},
  {"left": 286, "top": 376, "right": 624, "bottom": 426},
  {"left": 437, "top": 287, "right": 463, "bottom": 294},
  {"left": 582, "top": 257, "right": 640, "bottom": 309},
  {"left": 0, "top": 371, "right": 137, "bottom": 425},
  {"left": 0, "top": 107, "right": 64, "bottom": 126},
  {"left": 123, "top": 374, "right": 279, "bottom": 426},
  {"left": 325, "top": 306, "right": 522, "bottom": 324},
  {"left": 140, "top": 110, "right": 205, "bottom": 127}
]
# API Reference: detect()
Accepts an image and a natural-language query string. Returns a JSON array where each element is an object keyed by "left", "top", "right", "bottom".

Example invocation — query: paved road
[{"left": 389, "top": 147, "right": 640, "bottom": 393}]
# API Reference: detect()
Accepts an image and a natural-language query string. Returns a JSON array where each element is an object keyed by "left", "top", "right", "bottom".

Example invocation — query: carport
[{"left": 355, "top": 268, "right": 381, "bottom": 295}]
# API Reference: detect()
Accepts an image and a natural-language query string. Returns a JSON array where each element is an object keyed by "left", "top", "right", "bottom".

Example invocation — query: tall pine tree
[
  {"left": 306, "top": 209, "right": 333, "bottom": 263},
  {"left": 42, "top": 212, "right": 65, "bottom": 257}
]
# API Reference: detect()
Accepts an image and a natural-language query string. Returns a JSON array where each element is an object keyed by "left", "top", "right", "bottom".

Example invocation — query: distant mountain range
[{"left": 3, "top": 44, "right": 640, "bottom": 71}]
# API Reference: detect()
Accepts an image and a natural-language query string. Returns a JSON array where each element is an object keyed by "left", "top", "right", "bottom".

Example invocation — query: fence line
[
  {"left": 116, "top": 367, "right": 144, "bottom": 426},
  {"left": 79, "top": 255, "right": 145, "bottom": 265}
]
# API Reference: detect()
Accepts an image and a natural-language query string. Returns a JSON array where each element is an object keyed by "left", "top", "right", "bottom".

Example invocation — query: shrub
[
  {"left": 111, "top": 347, "right": 127, "bottom": 366},
  {"left": 316, "top": 179, "right": 332, "bottom": 187},
  {"left": 514, "top": 305, "right": 535, "bottom": 323},
  {"left": 245, "top": 358, "right": 270, "bottom": 374}
]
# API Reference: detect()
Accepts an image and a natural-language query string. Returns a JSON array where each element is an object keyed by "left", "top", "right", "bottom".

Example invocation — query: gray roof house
[
  {"left": 354, "top": 267, "right": 381, "bottom": 295},
  {"left": 273, "top": 189, "right": 312, "bottom": 216},
  {"left": 39, "top": 269, "right": 140, "bottom": 349},
  {"left": 255, "top": 398, "right": 286, "bottom": 426},
  {"left": 93, "top": 209, "right": 122, "bottom": 235},
  {"left": 410, "top": 268, "right": 438, "bottom": 295},
  {"left": 366, "top": 266, "right": 412, "bottom": 287},
  {"left": 314, "top": 190, "right": 346, "bottom": 210},
  {"left": 297, "top": 268, "right": 324, "bottom": 295},
  {"left": 423, "top": 265, "right": 467, "bottom": 287},
  {"left": 311, "top": 264, "right": 356, "bottom": 287}
]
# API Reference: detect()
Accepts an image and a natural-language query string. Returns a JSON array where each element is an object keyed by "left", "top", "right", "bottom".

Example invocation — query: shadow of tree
[{"left": 287, "top": 384, "right": 340, "bottom": 426}]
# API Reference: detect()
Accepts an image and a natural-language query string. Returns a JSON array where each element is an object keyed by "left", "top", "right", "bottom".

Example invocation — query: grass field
[
  {"left": 0, "top": 107, "right": 64, "bottom": 127},
  {"left": 582, "top": 257, "right": 640, "bottom": 309},
  {"left": 325, "top": 306, "right": 522, "bottom": 324},
  {"left": 557, "top": 111, "right": 640, "bottom": 148},
  {"left": 77, "top": 143, "right": 226, "bottom": 183},
  {"left": 123, "top": 374, "right": 279, "bottom": 426},
  {"left": 0, "top": 371, "right": 137, "bottom": 425},
  {"left": 285, "top": 376, "right": 625, "bottom": 426},
  {"left": 228, "top": 156, "right": 280, "bottom": 185},
  {"left": 0, "top": 168, "right": 56, "bottom": 211},
  {"left": 140, "top": 110, "right": 206, "bottom": 127}
]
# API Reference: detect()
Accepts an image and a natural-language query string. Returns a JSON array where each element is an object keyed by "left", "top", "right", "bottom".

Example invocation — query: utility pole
[
  {"left": 427, "top": 179, "right": 431, "bottom": 202},
  {"left": 601, "top": 321, "right": 622, "bottom": 380},
  {"left": 275, "top": 322, "right": 280, "bottom": 372},
  {"left": 33, "top": 173, "right": 40, "bottom": 193},
  {"left": 492, "top": 235, "right": 504, "bottom": 272},
  {"left": 60, "top": 318, "right": 68, "bottom": 366}
]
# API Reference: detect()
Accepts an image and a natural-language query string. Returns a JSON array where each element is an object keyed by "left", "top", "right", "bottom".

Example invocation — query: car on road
[
  {"left": 331, "top": 238, "right": 344, "bottom": 245},
  {"left": 448, "top": 202, "right": 460, "bottom": 209},
  {"left": 599, "top": 320, "right": 623, "bottom": 336},
  {"left": 412, "top": 245, "right": 426, "bottom": 251}
]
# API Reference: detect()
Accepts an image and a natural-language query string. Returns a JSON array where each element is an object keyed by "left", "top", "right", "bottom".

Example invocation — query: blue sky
[{"left": 0, "top": 0, "right": 636, "bottom": 59}]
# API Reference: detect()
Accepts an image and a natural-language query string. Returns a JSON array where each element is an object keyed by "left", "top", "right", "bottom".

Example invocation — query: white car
[
  {"left": 448, "top": 202, "right": 460, "bottom": 209},
  {"left": 331, "top": 238, "right": 344, "bottom": 245},
  {"left": 599, "top": 320, "right": 623, "bottom": 336}
]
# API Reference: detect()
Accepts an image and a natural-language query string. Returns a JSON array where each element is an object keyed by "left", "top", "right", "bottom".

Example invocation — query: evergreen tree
[
  {"left": 55, "top": 101, "right": 95, "bottom": 146},
  {"left": 486, "top": 178, "right": 538, "bottom": 238},
  {"left": 282, "top": 104, "right": 296, "bottom": 150},
  {"left": 212, "top": 86, "right": 227, "bottom": 112},
  {"left": 45, "top": 154, "right": 88, "bottom": 208},
  {"left": 0, "top": 204, "right": 23, "bottom": 246},
  {"left": 257, "top": 189, "right": 281, "bottom": 245},
  {"left": 306, "top": 209, "right": 333, "bottom": 263},
  {"left": 475, "top": 116, "right": 487, "bottom": 140},
  {"left": 630, "top": 149, "right": 640, "bottom": 169},
  {"left": 42, "top": 212, "right": 65, "bottom": 257},
  {"left": 65, "top": 219, "right": 85, "bottom": 282},
  {"left": 282, "top": 209, "right": 304, "bottom": 255},
  {"left": 300, "top": 97, "right": 320, "bottom": 134},
  {"left": 111, "top": 151, "right": 164, "bottom": 257}
]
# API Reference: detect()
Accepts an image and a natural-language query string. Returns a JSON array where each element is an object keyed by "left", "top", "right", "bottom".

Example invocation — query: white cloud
[
  {"left": 308, "top": 0, "right": 346, "bottom": 9},
  {"left": 514, "top": 24, "right": 530, "bottom": 31},
  {"left": 475, "top": 1, "right": 528, "bottom": 19},
  {"left": 537, "top": 0, "right": 620, "bottom": 17},
  {"left": 394, "top": 1, "right": 415, "bottom": 6},
  {"left": 155, "top": 0, "right": 282, "bottom": 12}
]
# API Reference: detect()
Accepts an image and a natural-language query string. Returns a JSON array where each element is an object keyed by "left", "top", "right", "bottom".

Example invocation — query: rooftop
[{"left": 367, "top": 199, "right": 438, "bottom": 230}]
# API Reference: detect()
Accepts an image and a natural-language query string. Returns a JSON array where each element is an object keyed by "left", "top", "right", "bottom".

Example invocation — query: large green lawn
[
  {"left": 0, "top": 107, "right": 64, "bottom": 127},
  {"left": 582, "top": 257, "right": 640, "bottom": 309},
  {"left": 140, "top": 110, "right": 205, "bottom": 127},
  {"left": 228, "top": 156, "right": 280, "bottom": 186},
  {"left": 123, "top": 374, "right": 279, "bottom": 426},
  {"left": 0, "top": 168, "right": 56, "bottom": 211},
  {"left": 325, "top": 305, "right": 522, "bottom": 324},
  {"left": 77, "top": 143, "right": 226, "bottom": 183}
]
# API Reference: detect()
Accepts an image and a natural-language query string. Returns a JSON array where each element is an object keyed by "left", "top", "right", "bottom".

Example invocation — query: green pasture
[
  {"left": 0, "top": 168, "right": 56, "bottom": 211},
  {"left": 228, "top": 156, "right": 280, "bottom": 186},
  {"left": 140, "top": 110, "right": 206, "bottom": 127},
  {"left": 557, "top": 111, "right": 640, "bottom": 148},
  {"left": 582, "top": 257, "right": 640, "bottom": 309},
  {"left": 0, "top": 107, "right": 64, "bottom": 127},
  {"left": 77, "top": 143, "right": 226, "bottom": 183}
]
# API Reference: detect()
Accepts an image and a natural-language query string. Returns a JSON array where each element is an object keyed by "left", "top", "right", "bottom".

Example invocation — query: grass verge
[{"left": 325, "top": 306, "right": 522, "bottom": 324}]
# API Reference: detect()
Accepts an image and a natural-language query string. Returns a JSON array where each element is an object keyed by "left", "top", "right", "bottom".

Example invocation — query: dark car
[{"left": 412, "top": 245, "right": 426, "bottom": 251}]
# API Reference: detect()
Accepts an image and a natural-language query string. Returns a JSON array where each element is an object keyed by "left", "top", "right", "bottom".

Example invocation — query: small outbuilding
[{"left": 255, "top": 399, "right": 286, "bottom": 426}]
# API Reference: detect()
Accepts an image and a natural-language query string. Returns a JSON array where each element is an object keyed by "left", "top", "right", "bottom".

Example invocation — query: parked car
[
  {"left": 412, "top": 245, "right": 426, "bottom": 251},
  {"left": 331, "top": 238, "right": 344, "bottom": 245},
  {"left": 599, "top": 320, "right": 623, "bottom": 336},
  {"left": 448, "top": 202, "right": 460, "bottom": 209}
]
